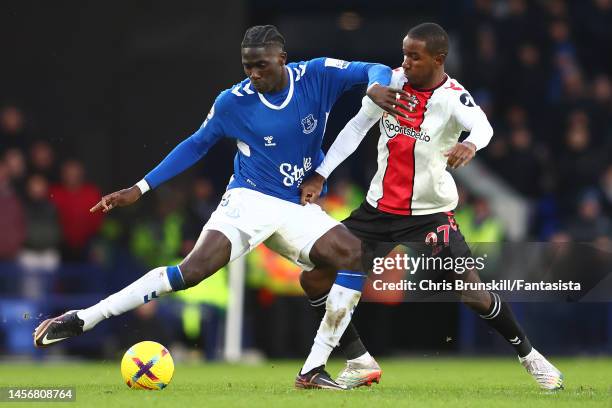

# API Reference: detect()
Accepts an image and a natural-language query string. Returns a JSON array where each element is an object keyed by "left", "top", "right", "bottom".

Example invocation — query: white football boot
[
  {"left": 335, "top": 353, "right": 382, "bottom": 389},
  {"left": 519, "top": 348, "right": 564, "bottom": 390}
]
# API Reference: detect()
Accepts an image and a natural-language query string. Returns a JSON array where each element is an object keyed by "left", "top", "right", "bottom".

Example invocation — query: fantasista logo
[{"left": 381, "top": 113, "right": 430, "bottom": 142}]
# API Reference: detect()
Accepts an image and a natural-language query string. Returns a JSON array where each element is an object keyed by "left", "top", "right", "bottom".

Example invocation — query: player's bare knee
[
  {"left": 178, "top": 260, "right": 215, "bottom": 288},
  {"left": 333, "top": 241, "right": 363, "bottom": 271}
]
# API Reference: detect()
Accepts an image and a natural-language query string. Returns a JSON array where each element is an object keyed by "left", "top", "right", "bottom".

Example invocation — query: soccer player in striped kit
[{"left": 299, "top": 23, "right": 564, "bottom": 390}]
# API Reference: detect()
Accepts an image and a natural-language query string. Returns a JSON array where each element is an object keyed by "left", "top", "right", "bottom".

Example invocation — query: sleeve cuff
[
  {"left": 315, "top": 168, "right": 330, "bottom": 180},
  {"left": 136, "top": 179, "right": 151, "bottom": 194}
]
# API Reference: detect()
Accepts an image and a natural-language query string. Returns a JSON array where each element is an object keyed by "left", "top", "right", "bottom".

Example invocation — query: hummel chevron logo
[
  {"left": 509, "top": 336, "right": 522, "bottom": 345},
  {"left": 143, "top": 291, "right": 158, "bottom": 304}
]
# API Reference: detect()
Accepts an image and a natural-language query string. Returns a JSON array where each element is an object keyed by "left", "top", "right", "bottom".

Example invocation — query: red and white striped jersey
[{"left": 362, "top": 69, "right": 492, "bottom": 216}]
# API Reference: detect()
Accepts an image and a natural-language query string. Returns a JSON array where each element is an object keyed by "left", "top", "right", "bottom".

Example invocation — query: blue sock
[
  {"left": 167, "top": 265, "right": 186, "bottom": 291},
  {"left": 334, "top": 270, "right": 367, "bottom": 292}
]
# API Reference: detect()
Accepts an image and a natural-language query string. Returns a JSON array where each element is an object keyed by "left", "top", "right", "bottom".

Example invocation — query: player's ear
[
  {"left": 435, "top": 53, "right": 446, "bottom": 66},
  {"left": 279, "top": 51, "right": 287, "bottom": 65}
]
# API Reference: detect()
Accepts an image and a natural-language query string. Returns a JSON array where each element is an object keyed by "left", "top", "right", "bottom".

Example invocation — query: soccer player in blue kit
[{"left": 33, "top": 25, "right": 411, "bottom": 389}]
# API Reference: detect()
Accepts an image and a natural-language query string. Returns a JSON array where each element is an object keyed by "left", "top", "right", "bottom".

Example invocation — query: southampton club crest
[
  {"left": 301, "top": 114, "right": 318, "bottom": 134},
  {"left": 405, "top": 93, "right": 419, "bottom": 113}
]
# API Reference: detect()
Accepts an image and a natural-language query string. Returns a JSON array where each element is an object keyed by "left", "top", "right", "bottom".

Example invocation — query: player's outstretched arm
[
  {"left": 92, "top": 93, "right": 227, "bottom": 213},
  {"left": 90, "top": 185, "right": 142, "bottom": 213},
  {"left": 322, "top": 59, "right": 411, "bottom": 119}
]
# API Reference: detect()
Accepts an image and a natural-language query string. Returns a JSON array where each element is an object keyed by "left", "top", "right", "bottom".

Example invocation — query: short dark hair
[
  {"left": 241, "top": 25, "right": 285, "bottom": 50},
  {"left": 407, "top": 22, "right": 449, "bottom": 56}
]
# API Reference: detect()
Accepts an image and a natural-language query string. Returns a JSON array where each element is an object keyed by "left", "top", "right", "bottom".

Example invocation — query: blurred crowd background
[{"left": 1, "top": 0, "right": 610, "bottom": 360}]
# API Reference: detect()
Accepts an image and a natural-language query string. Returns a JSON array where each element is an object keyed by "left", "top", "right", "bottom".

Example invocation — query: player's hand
[
  {"left": 366, "top": 83, "right": 411, "bottom": 120},
  {"left": 90, "top": 185, "right": 142, "bottom": 213},
  {"left": 299, "top": 173, "right": 326, "bottom": 205},
  {"left": 444, "top": 141, "right": 477, "bottom": 169}
]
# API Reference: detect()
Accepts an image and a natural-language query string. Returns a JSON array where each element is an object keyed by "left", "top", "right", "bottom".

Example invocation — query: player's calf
[
  {"left": 34, "top": 231, "right": 233, "bottom": 348},
  {"left": 300, "top": 226, "right": 368, "bottom": 374},
  {"left": 34, "top": 265, "right": 185, "bottom": 346},
  {"left": 302, "top": 270, "right": 375, "bottom": 380}
]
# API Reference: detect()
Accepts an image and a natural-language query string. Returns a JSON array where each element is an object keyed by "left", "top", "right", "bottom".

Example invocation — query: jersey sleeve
[
  {"left": 316, "top": 96, "right": 383, "bottom": 179},
  {"left": 450, "top": 90, "right": 493, "bottom": 150},
  {"left": 309, "top": 58, "right": 392, "bottom": 104},
  {"left": 143, "top": 92, "right": 229, "bottom": 189}
]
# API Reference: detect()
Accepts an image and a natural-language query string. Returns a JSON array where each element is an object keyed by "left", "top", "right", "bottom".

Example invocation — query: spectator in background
[
  {"left": 572, "top": 0, "right": 612, "bottom": 76},
  {"left": 505, "top": 43, "right": 548, "bottom": 113},
  {"left": 29, "top": 140, "right": 58, "bottom": 183},
  {"left": 544, "top": 0, "right": 568, "bottom": 20},
  {"left": 566, "top": 190, "right": 612, "bottom": 242},
  {"left": 18, "top": 174, "right": 61, "bottom": 299},
  {"left": 548, "top": 19, "right": 577, "bottom": 65},
  {"left": 500, "top": 127, "right": 544, "bottom": 199},
  {"left": 189, "top": 178, "right": 216, "bottom": 222},
  {"left": 455, "top": 194, "right": 504, "bottom": 243},
  {"left": 0, "top": 105, "right": 29, "bottom": 154},
  {"left": 130, "top": 186, "right": 185, "bottom": 268},
  {"left": 464, "top": 27, "right": 502, "bottom": 95},
  {"left": 466, "top": 0, "right": 496, "bottom": 32},
  {"left": 3, "top": 148, "right": 27, "bottom": 196},
  {"left": 590, "top": 74, "right": 612, "bottom": 144},
  {"left": 0, "top": 161, "right": 25, "bottom": 260},
  {"left": 556, "top": 121, "right": 605, "bottom": 211},
  {"left": 505, "top": 105, "right": 529, "bottom": 130},
  {"left": 49, "top": 160, "right": 103, "bottom": 261},
  {"left": 19, "top": 175, "right": 61, "bottom": 266},
  {"left": 498, "top": 0, "right": 540, "bottom": 52},
  {"left": 182, "top": 178, "right": 217, "bottom": 255},
  {"left": 548, "top": 19, "right": 580, "bottom": 103},
  {"left": 599, "top": 165, "right": 612, "bottom": 217}
]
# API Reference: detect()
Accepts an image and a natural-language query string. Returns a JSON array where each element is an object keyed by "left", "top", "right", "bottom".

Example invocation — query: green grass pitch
[{"left": 0, "top": 357, "right": 609, "bottom": 407}]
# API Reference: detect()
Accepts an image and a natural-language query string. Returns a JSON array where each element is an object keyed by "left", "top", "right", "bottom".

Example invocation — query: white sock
[
  {"left": 519, "top": 348, "right": 538, "bottom": 363},
  {"left": 301, "top": 283, "right": 362, "bottom": 374},
  {"left": 348, "top": 351, "right": 373, "bottom": 364},
  {"left": 77, "top": 267, "right": 174, "bottom": 331}
]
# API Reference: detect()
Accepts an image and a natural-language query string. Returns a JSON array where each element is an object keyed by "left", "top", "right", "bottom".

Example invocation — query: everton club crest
[{"left": 301, "top": 114, "right": 318, "bottom": 134}]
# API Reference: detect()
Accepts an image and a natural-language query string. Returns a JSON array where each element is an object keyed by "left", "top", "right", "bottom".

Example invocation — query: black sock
[
  {"left": 309, "top": 292, "right": 367, "bottom": 360},
  {"left": 480, "top": 292, "right": 533, "bottom": 357}
]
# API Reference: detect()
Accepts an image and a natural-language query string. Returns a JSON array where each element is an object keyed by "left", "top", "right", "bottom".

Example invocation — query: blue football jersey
[{"left": 144, "top": 58, "right": 391, "bottom": 204}]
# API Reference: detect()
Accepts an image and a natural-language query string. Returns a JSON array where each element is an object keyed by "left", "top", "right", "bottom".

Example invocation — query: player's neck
[
  {"left": 414, "top": 71, "right": 447, "bottom": 91},
  {"left": 270, "top": 66, "right": 289, "bottom": 93}
]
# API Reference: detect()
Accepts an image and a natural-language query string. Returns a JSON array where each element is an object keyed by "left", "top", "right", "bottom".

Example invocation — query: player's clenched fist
[
  {"left": 444, "top": 141, "right": 477, "bottom": 169},
  {"left": 90, "top": 185, "right": 142, "bottom": 213},
  {"left": 299, "top": 173, "right": 326, "bottom": 205}
]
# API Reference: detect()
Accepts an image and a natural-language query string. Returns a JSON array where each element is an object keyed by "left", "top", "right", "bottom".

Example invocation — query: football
[{"left": 120, "top": 341, "right": 174, "bottom": 390}]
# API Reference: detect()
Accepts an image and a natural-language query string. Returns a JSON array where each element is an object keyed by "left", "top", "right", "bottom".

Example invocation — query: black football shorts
[{"left": 343, "top": 201, "right": 472, "bottom": 273}]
